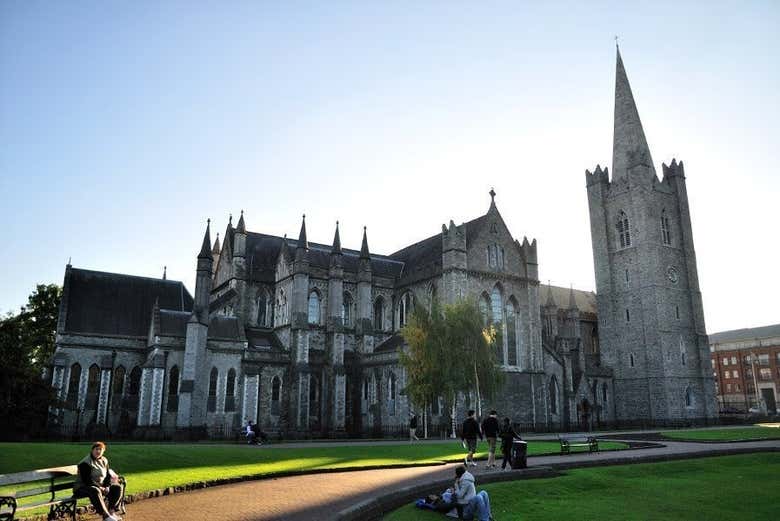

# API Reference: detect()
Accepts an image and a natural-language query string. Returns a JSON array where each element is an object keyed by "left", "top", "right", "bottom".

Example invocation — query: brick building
[{"left": 709, "top": 324, "right": 780, "bottom": 414}]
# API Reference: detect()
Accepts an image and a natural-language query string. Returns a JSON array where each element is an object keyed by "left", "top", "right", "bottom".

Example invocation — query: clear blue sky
[{"left": 1, "top": 1, "right": 778, "bottom": 333}]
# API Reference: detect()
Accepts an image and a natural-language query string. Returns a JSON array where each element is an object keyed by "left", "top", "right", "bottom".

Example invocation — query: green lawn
[
  {"left": 0, "top": 439, "right": 627, "bottom": 500},
  {"left": 385, "top": 453, "right": 780, "bottom": 521},
  {"left": 661, "top": 425, "right": 780, "bottom": 441}
]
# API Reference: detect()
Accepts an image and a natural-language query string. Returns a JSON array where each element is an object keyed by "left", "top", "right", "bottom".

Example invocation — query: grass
[
  {"left": 661, "top": 425, "right": 780, "bottom": 441},
  {"left": 0, "top": 439, "right": 627, "bottom": 506},
  {"left": 384, "top": 453, "right": 780, "bottom": 521}
]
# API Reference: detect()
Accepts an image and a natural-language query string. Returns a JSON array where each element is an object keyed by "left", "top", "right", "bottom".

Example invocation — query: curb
[
  {"left": 335, "top": 446, "right": 780, "bottom": 521},
  {"left": 336, "top": 467, "right": 560, "bottom": 521}
]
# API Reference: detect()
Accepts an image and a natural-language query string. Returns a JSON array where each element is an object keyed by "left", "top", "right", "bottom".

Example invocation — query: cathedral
[{"left": 47, "top": 49, "right": 718, "bottom": 439}]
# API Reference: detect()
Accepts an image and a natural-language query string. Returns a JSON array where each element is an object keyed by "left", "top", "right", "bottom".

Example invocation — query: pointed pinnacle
[
  {"left": 297, "top": 214, "right": 308, "bottom": 250},
  {"left": 360, "top": 226, "right": 370, "bottom": 259},
  {"left": 198, "top": 219, "right": 212, "bottom": 259},
  {"left": 212, "top": 233, "right": 221, "bottom": 254},
  {"left": 568, "top": 284, "right": 578, "bottom": 310},
  {"left": 237, "top": 210, "right": 246, "bottom": 233},
  {"left": 332, "top": 221, "right": 342, "bottom": 254}
]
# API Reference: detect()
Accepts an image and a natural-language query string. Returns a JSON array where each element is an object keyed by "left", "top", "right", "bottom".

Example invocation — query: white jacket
[{"left": 454, "top": 471, "right": 476, "bottom": 505}]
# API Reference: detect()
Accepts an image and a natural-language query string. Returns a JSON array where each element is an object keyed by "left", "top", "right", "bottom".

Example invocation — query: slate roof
[
  {"left": 242, "top": 231, "right": 405, "bottom": 283},
  {"left": 158, "top": 310, "right": 190, "bottom": 337},
  {"left": 709, "top": 324, "right": 780, "bottom": 345},
  {"left": 542, "top": 284, "right": 597, "bottom": 315},
  {"left": 64, "top": 267, "right": 193, "bottom": 337}
]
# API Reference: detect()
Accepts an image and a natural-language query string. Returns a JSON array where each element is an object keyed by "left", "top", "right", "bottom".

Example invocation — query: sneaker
[{"left": 103, "top": 515, "right": 118, "bottom": 521}]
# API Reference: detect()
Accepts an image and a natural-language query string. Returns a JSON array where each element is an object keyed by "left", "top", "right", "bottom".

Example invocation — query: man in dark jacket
[
  {"left": 481, "top": 410, "right": 500, "bottom": 468},
  {"left": 409, "top": 412, "right": 420, "bottom": 441},
  {"left": 499, "top": 417, "right": 521, "bottom": 469},
  {"left": 461, "top": 410, "right": 482, "bottom": 466}
]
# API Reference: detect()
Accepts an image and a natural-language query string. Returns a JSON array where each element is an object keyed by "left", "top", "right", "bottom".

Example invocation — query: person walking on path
[
  {"left": 481, "top": 410, "right": 500, "bottom": 468},
  {"left": 499, "top": 417, "right": 521, "bottom": 470},
  {"left": 73, "top": 441, "right": 124, "bottom": 521},
  {"left": 461, "top": 409, "right": 482, "bottom": 466},
  {"left": 409, "top": 412, "right": 420, "bottom": 442}
]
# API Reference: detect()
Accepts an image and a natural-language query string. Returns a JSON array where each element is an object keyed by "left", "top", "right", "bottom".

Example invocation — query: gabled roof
[{"left": 64, "top": 267, "right": 193, "bottom": 337}]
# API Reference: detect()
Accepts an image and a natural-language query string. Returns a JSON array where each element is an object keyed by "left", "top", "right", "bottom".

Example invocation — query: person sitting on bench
[{"left": 73, "top": 441, "right": 123, "bottom": 521}]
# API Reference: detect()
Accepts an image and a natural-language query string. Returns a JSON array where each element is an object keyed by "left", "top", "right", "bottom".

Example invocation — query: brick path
[{"left": 120, "top": 437, "right": 780, "bottom": 521}]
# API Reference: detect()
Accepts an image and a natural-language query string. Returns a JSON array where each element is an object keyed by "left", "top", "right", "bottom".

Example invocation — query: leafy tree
[
  {"left": 0, "top": 284, "right": 62, "bottom": 440},
  {"left": 399, "top": 298, "right": 503, "bottom": 437}
]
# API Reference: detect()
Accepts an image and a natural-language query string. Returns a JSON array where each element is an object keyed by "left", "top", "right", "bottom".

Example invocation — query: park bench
[
  {"left": 558, "top": 433, "right": 599, "bottom": 455},
  {"left": 0, "top": 465, "right": 126, "bottom": 520}
]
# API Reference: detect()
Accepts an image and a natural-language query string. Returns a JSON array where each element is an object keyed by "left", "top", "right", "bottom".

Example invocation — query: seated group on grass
[
  {"left": 415, "top": 465, "right": 493, "bottom": 521},
  {"left": 74, "top": 441, "right": 124, "bottom": 521}
]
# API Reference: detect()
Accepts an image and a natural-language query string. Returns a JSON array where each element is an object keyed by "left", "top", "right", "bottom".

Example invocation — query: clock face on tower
[{"left": 667, "top": 266, "right": 679, "bottom": 284}]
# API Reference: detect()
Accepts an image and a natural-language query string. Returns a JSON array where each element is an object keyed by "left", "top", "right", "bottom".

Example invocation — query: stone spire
[
  {"left": 331, "top": 221, "right": 342, "bottom": 254},
  {"left": 212, "top": 233, "right": 221, "bottom": 254},
  {"left": 297, "top": 214, "right": 308, "bottom": 250},
  {"left": 236, "top": 210, "right": 246, "bottom": 234},
  {"left": 360, "top": 226, "right": 370, "bottom": 259},
  {"left": 545, "top": 281, "right": 556, "bottom": 307},
  {"left": 198, "top": 219, "right": 212, "bottom": 259},
  {"left": 612, "top": 45, "right": 655, "bottom": 181},
  {"left": 162, "top": 266, "right": 167, "bottom": 280}
]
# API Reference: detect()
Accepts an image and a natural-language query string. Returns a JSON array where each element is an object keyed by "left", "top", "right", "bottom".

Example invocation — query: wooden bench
[
  {"left": 0, "top": 465, "right": 126, "bottom": 521},
  {"left": 558, "top": 433, "right": 599, "bottom": 455}
]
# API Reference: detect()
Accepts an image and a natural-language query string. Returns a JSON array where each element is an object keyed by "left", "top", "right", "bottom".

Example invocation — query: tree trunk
[
  {"left": 450, "top": 394, "right": 458, "bottom": 438},
  {"left": 474, "top": 358, "right": 482, "bottom": 418},
  {"left": 423, "top": 399, "right": 428, "bottom": 439}
]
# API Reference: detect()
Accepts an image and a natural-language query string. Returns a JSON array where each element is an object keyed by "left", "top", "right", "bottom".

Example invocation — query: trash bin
[{"left": 510, "top": 439, "right": 528, "bottom": 469}]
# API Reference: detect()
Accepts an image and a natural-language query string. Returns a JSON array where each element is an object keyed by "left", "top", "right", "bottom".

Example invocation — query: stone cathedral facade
[{"left": 47, "top": 49, "right": 717, "bottom": 439}]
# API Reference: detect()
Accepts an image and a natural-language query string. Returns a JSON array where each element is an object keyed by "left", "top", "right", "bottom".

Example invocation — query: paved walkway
[{"left": 121, "top": 437, "right": 780, "bottom": 521}]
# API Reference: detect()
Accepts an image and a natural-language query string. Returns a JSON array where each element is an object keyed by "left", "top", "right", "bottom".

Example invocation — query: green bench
[
  {"left": 0, "top": 465, "right": 126, "bottom": 520},
  {"left": 558, "top": 433, "right": 599, "bottom": 455}
]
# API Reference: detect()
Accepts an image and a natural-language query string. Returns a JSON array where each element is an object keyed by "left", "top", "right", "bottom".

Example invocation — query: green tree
[
  {"left": 0, "top": 284, "right": 62, "bottom": 440},
  {"left": 399, "top": 298, "right": 504, "bottom": 437}
]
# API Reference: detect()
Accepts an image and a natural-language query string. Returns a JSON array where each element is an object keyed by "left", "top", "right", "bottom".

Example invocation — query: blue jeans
[{"left": 463, "top": 490, "right": 491, "bottom": 521}]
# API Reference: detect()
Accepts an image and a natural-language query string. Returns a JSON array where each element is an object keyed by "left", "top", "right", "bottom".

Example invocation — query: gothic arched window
[
  {"left": 167, "top": 365, "right": 179, "bottom": 412},
  {"left": 490, "top": 286, "right": 503, "bottom": 325},
  {"left": 398, "top": 292, "right": 413, "bottom": 329},
  {"left": 113, "top": 366, "right": 125, "bottom": 396},
  {"left": 661, "top": 210, "right": 671, "bottom": 245},
  {"left": 225, "top": 368, "right": 236, "bottom": 412},
  {"left": 271, "top": 376, "right": 281, "bottom": 415},
  {"left": 308, "top": 291, "right": 320, "bottom": 325},
  {"left": 168, "top": 366, "right": 179, "bottom": 396},
  {"left": 67, "top": 363, "right": 81, "bottom": 407},
  {"left": 685, "top": 387, "right": 694, "bottom": 408},
  {"left": 602, "top": 383, "right": 608, "bottom": 403},
  {"left": 549, "top": 376, "right": 559, "bottom": 414},
  {"left": 128, "top": 367, "right": 141, "bottom": 396},
  {"left": 479, "top": 293, "right": 490, "bottom": 326},
  {"left": 506, "top": 298, "right": 518, "bottom": 366},
  {"left": 256, "top": 290, "right": 269, "bottom": 327},
  {"left": 388, "top": 372, "right": 397, "bottom": 416},
  {"left": 207, "top": 367, "right": 218, "bottom": 412},
  {"left": 617, "top": 211, "right": 631, "bottom": 248},
  {"left": 374, "top": 297, "right": 384, "bottom": 331},
  {"left": 342, "top": 292, "right": 354, "bottom": 327}
]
